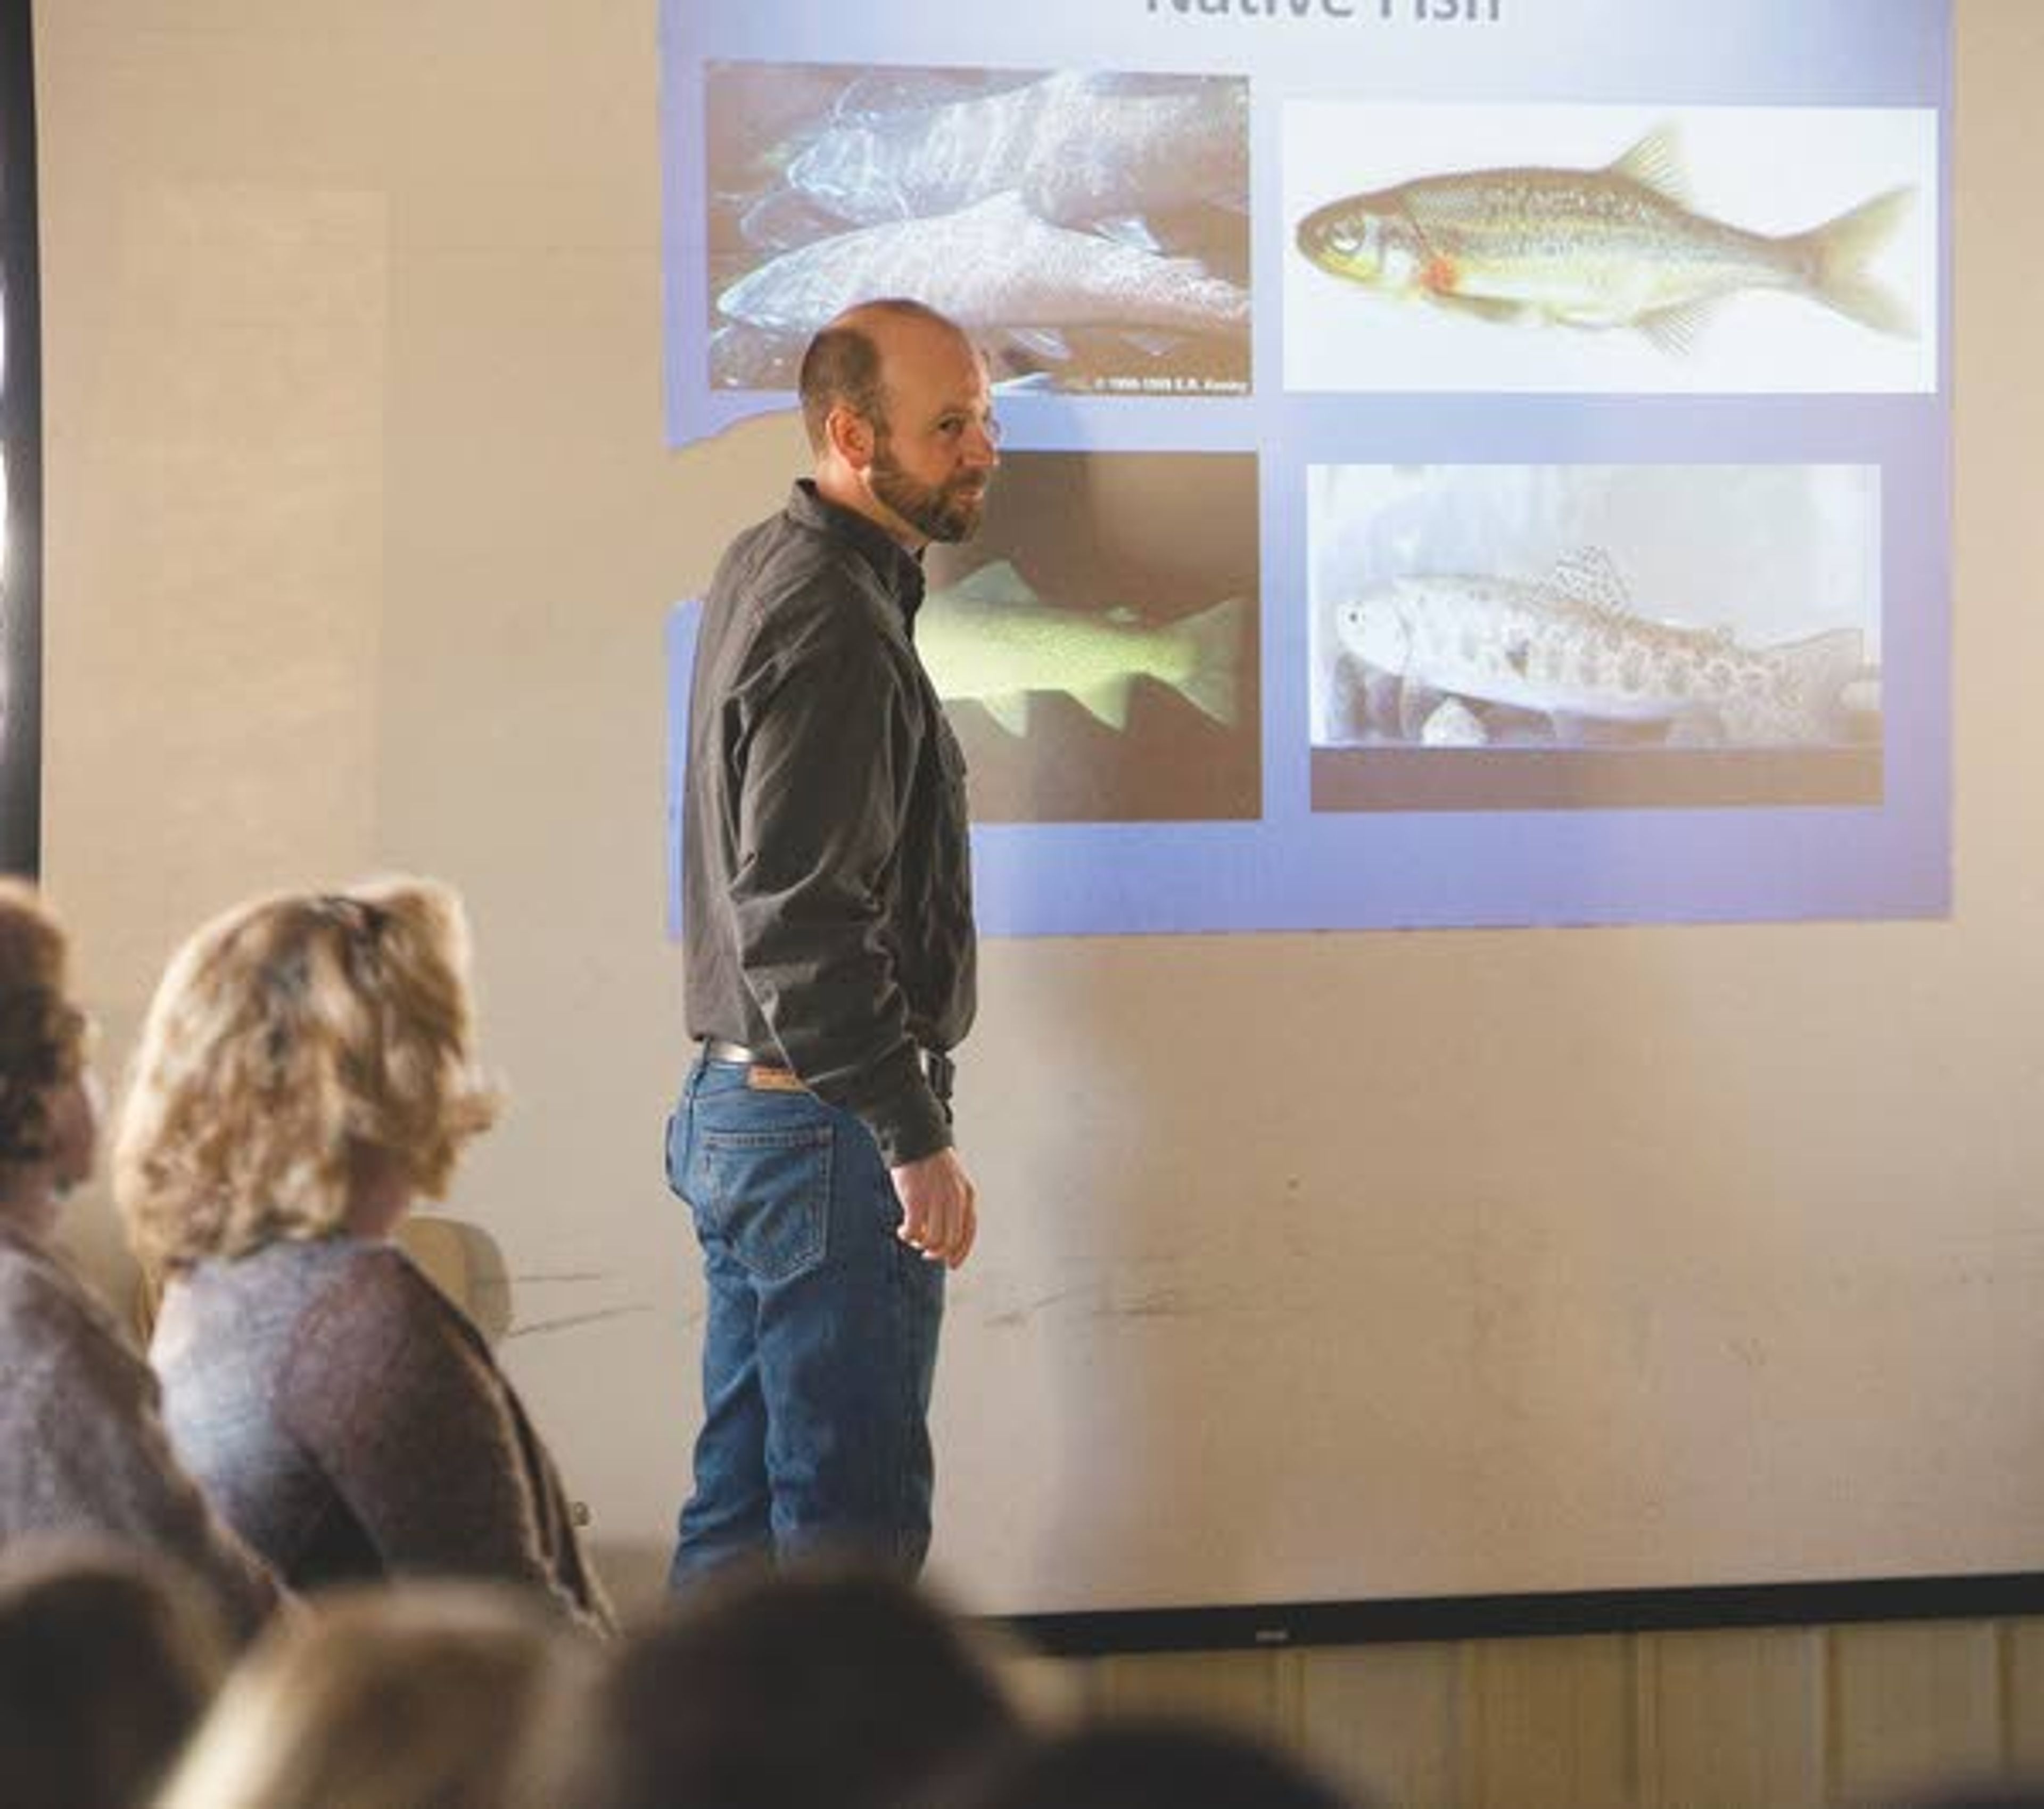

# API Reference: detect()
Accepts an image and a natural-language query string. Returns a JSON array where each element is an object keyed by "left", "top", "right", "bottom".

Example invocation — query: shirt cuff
[{"left": 864, "top": 1083, "right": 953, "bottom": 1169}]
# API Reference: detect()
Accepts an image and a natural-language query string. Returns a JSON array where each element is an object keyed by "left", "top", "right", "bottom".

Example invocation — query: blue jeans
[{"left": 666, "top": 1054, "right": 944, "bottom": 1585}]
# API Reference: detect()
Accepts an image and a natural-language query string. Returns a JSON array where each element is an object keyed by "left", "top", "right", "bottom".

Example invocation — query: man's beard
[{"left": 869, "top": 438, "right": 986, "bottom": 544}]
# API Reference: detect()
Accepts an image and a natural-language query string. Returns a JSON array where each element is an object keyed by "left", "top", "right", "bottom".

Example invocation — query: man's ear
[{"left": 826, "top": 403, "right": 875, "bottom": 471}]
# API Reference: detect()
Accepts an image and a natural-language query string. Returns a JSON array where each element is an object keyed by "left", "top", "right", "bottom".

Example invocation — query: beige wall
[{"left": 32, "top": 1, "right": 2044, "bottom": 1800}]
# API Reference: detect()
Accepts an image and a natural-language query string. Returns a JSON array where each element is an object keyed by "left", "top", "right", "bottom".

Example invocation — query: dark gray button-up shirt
[{"left": 681, "top": 481, "right": 976, "bottom": 1166}]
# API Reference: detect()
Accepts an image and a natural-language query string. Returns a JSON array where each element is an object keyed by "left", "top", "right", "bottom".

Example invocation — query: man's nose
[{"left": 962, "top": 423, "right": 1000, "bottom": 467}]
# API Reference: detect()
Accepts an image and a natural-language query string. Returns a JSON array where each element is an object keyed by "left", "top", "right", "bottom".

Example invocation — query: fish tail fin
[
  {"left": 1751, "top": 627, "right": 1871, "bottom": 742},
  {"left": 1799, "top": 186, "right": 1918, "bottom": 339},
  {"left": 1169, "top": 597, "right": 1247, "bottom": 727}
]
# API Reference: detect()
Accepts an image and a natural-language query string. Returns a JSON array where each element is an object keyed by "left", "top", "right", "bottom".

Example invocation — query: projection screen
[{"left": 662, "top": 0, "right": 1948, "bottom": 941}]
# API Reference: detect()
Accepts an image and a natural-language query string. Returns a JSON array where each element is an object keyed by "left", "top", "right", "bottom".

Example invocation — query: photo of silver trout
[
  {"left": 783, "top": 69, "right": 1250, "bottom": 232},
  {"left": 718, "top": 192, "right": 1250, "bottom": 346},
  {"left": 1295, "top": 124, "right": 1917, "bottom": 353},
  {"left": 706, "top": 61, "right": 1251, "bottom": 393},
  {"left": 1333, "top": 547, "right": 1875, "bottom": 749}
]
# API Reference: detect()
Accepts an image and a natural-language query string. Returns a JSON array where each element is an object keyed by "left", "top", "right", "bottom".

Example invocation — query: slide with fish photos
[{"left": 661, "top": 0, "right": 1950, "bottom": 934}]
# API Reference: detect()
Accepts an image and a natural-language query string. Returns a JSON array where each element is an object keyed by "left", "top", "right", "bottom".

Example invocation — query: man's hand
[{"left": 888, "top": 1147, "right": 978, "bottom": 1269}]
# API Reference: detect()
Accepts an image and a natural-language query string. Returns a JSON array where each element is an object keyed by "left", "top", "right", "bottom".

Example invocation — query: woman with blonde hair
[
  {"left": 153, "top": 1580, "right": 595, "bottom": 1809},
  {"left": 0, "top": 880, "right": 277, "bottom": 1639},
  {"left": 117, "top": 879, "right": 610, "bottom": 1631}
]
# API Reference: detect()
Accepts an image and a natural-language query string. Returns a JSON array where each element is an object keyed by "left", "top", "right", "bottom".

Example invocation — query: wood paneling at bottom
[
  {"left": 1636, "top": 1625, "right": 1826, "bottom": 1809},
  {"left": 2003, "top": 1620, "right": 2044, "bottom": 1780},
  {"left": 1038, "top": 1616, "right": 2044, "bottom": 1809},
  {"left": 1094, "top": 1648, "right": 1297, "bottom": 1741},
  {"left": 1828, "top": 1621, "right": 2001, "bottom": 1807},
  {"left": 1465, "top": 1634, "right": 1636, "bottom": 1809},
  {"left": 1298, "top": 1643, "right": 1462, "bottom": 1809}
]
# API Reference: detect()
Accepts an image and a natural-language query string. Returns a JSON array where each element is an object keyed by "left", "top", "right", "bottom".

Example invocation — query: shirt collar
[{"left": 787, "top": 480, "right": 927, "bottom": 628}]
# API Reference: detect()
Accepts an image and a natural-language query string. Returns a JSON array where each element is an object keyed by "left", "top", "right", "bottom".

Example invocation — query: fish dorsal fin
[
  {"left": 947, "top": 561, "right": 1039, "bottom": 607},
  {"left": 1542, "top": 546, "right": 1633, "bottom": 616},
  {"left": 1608, "top": 123, "right": 1689, "bottom": 207}
]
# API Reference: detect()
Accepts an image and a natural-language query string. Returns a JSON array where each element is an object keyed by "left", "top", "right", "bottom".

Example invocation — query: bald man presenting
[{"left": 670, "top": 299, "right": 1000, "bottom": 1582}]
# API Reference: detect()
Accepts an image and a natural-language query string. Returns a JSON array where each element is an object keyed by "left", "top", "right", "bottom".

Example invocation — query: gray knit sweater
[
  {"left": 152, "top": 1234, "right": 611, "bottom": 1633},
  {"left": 0, "top": 1221, "right": 279, "bottom": 1639}
]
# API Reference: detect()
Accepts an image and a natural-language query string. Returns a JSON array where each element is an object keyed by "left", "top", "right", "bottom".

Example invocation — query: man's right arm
[{"left": 723, "top": 624, "right": 952, "bottom": 1170}]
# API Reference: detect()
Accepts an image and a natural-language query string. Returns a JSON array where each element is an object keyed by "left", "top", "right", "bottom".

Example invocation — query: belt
[{"left": 703, "top": 1038, "right": 955, "bottom": 1105}]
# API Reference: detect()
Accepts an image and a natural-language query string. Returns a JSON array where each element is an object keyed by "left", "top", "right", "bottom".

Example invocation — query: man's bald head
[{"left": 798, "top": 299, "right": 970, "bottom": 453}]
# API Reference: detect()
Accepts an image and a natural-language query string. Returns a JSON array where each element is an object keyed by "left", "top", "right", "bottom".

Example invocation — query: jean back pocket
[{"left": 691, "top": 1123, "right": 834, "bottom": 1284}]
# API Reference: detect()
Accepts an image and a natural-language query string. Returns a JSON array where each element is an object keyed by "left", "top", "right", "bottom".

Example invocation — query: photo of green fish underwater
[
  {"left": 1283, "top": 102, "right": 1937, "bottom": 396},
  {"left": 922, "top": 452, "right": 1260, "bottom": 825},
  {"left": 1307, "top": 465, "right": 1883, "bottom": 813},
  {"left": 703, "top": 62, "right": 1251, "bottom": 397}
]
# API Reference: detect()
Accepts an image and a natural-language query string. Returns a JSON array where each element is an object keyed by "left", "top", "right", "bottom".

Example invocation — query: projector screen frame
[
  {"left": 0, "top": 0, "right": 42, "bottom": 879},
  {"left": 1004, "top": 1570, "right": 2044, "bottom": 1657}
]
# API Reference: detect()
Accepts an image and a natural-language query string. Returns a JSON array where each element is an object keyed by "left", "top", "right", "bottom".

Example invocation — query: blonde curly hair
[
  {"left": 114, "top": 878, "right": 499, "bottom": 1272},
  {"left": 0, "top": 880, "right": 90, "bottom": 1168}
]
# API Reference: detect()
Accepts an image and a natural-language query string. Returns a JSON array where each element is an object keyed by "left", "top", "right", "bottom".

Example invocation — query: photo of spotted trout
[
  {"left": 1295, "top": 126, "right": 1917, "bottom": 351},
  {"left": 919, "top": 560, "right": 1244, "bottom": 736},
  {"left": 1333, "top": 548, "right": 1872, "bottom": 747}
]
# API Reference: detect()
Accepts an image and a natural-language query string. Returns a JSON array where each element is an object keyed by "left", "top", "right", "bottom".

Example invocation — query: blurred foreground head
[
  {"left": 0, "top": 1540, "right": 230, "bottom": 1809},
  {"left": 925, "top": 1716, "right": 1366, "bottom": 1809},
  {"left": 558, "top": 1559, "right": 1020, "bottom": 1809},
  {"left": 153, "top": 1580, "right": 593, "bottom": 1809}
]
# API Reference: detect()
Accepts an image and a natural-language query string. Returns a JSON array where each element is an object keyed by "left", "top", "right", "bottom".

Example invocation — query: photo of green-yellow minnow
[
  {"left": 919, "top": 560, "right": 1243, "bottom": 736},
  {"left": 1294, "top": 126, "right": 1917, "bottom": 351}
]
